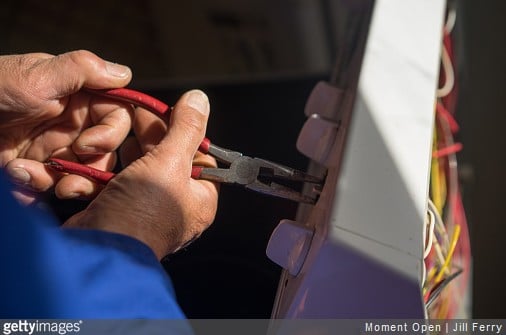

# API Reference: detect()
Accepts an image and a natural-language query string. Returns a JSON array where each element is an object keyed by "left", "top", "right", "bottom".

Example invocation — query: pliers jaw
[
  {"left": 197, "top": 144, "right": 324, "bottom": 204},
  {"left": 252, "top": 158, "right": 323, "bottom": 204},
  {"left": 246, "top": 179, "right": 322, "bottom": 204}
]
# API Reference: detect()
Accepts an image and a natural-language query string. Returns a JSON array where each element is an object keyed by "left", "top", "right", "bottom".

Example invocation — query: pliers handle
[{"left": 46, "top": 88, "right": 323, "bottom": 204}]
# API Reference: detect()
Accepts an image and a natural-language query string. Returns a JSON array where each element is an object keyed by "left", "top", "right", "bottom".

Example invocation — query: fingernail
[
  {"left": 186, "top": 90, "right": 209, "bottom": 115},
  {"left": 78, "top": 145, "right": 105, "bottom": 155},
  {"left": 10, "top": 167, "right": 31, "bottom": 185},
  {"left": 105, "top": 61, "right": 131, "bottom": 78}
]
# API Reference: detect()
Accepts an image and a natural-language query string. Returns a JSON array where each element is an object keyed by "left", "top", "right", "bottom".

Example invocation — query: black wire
[{"left": 425, "top": 268, "right": 464, "bottom": 309}]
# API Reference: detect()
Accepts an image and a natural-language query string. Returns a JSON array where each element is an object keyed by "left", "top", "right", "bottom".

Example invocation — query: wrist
[{"left": 64, "top": 209, "right": 173, "bottom": 260}]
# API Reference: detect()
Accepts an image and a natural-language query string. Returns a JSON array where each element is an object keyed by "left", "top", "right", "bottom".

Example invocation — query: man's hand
[
  {"left": 0, "top": 50, "right": 218, "bottom": 258},
  {"left": 65, "top": 90, "right": 219, "bottom": 259},
  {"left": 0, "top": 50, "right": 133, "bottom": 203}
]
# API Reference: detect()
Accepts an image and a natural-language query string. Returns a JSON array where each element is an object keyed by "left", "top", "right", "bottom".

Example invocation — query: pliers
[{"left": 45, "top": 88, "right": 323, "bottom": 204}]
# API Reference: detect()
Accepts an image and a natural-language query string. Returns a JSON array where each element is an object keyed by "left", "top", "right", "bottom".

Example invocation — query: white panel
[
  {"left": 271, "top": 0, "right": 445, "bottom": 318},
  {"left": 330, "top": 0, "right": 444, "bottom": 278}
]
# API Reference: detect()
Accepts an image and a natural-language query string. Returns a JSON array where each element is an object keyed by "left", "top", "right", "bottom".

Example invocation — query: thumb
[
  {"left": 37, "top": 50, "right": 132, "bottom": 96},
  {"left": 1, "top": 50, "right": 132, "bottom": 116},
  {"left": 148, "top": 90, "right": 210, "bottom": 172}
]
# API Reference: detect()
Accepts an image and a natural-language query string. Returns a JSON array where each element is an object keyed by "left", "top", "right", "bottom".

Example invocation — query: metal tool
[
  {"left": 191, "top": 140, "right": 322, "bottom": 203},
  {"left": 45, "top": 88, "right": 323, "bottom": 204}
]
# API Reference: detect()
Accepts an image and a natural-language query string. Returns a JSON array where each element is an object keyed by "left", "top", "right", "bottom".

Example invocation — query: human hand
[
  {"left": 64, "top": 90, "right": 219, "bottom": 259},
  {"left": 0, "top": 50, "right": 133, "bottom": 203}
]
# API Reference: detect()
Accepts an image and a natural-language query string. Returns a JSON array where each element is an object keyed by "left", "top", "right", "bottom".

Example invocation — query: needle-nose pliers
[{"left": 45, "top": 88, "right": 323, "bottom": 204}]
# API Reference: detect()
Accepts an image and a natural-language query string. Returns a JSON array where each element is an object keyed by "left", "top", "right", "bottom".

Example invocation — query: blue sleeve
[{"left": 0, "top": 171, "right": 186, "bottom": 319}]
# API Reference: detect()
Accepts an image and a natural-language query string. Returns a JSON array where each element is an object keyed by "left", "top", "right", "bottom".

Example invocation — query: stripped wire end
[
  {"left": 44, "top": 159, "right": 65, "bottom": 171},
  {"left": 44, "top": 158, "right": 115, "bottom": 185}
]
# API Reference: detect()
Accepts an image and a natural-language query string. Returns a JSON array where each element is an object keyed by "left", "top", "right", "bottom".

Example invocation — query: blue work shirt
[{"left": 0, "top": 171, "right": 185, "bottom": 319}]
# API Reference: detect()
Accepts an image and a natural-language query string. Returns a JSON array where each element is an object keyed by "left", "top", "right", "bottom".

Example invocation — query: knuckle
[
  {"left": 179, "top": 111, "right": 205, "bottom": 135},
  {"left": 66, "top": 50, "right": 102, "bottom": 74},
  {"left": 67, "top": 50, "right": 98, "bottom": 65}
]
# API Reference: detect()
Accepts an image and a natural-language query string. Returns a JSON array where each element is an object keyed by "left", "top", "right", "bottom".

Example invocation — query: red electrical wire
[
  {"left": 46, "top": 158, "right": 205, "bottom": 185},
  {"left": 45, "top": 158, "right": 115, "bottom": 185},
  {"left": 436, "top": 102, "right": 460, "bottom": 133},
  {"left": 87, "top": 88, "right": 170, "bottom": 115},
  {"left": 432, "top": 143, "right": 463, "bottom": 158}
]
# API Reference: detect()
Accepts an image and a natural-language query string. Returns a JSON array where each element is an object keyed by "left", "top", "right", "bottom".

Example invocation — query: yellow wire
[
  {"left": 431, "top": 129, "right": 444, "bottom": 212},
  {"left": 435, "top": 224, "right": 461, "bottom": 283},
  {"left": 431, "top": 121, "right": 449, "bottom": 213}
]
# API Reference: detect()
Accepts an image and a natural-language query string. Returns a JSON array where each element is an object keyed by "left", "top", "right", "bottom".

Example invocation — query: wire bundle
[{"left": 422, "top": 5, "right": 472, "bottom": 319}]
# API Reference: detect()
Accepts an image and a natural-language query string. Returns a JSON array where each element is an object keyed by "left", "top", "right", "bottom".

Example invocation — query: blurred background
[
  {"left": 0, "top": 0, "right": 334, "bottom": 81},
  {"left": 1, "top": 0, "right": 504, "bottom": 318}
]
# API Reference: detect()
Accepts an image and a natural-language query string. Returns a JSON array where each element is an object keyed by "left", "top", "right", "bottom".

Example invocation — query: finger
[
  {"left": 192, "top": 151, "right": 217, "bottom": 168},
  {"left": 55, "top": 174, "right": 102, "bottom": 200},
  {"left": 4, "top": 153, "right": 115, "bottom": 200},
  {"left": 50, "top": 146, "right": 117, "bottom": 172},
  {"left": 132, "top": 106, "right": 168, "bottom": 154},
  {"left": 22, "top": 94, "right": 90, "bottom": 162},
  {"left": 73, "top": 96, "right": 134, "bottom": 155},
  {"left": 5, "top": 158, "right": 57, "bottom": 192},
  {"left": 54, "top": 152, "right": 117, "bottom": 199},
  {"left": 11, "top": 189, "right": 38, "bottom": 206},
  {"left": 39, "top": 50, "right": 132, "bottom": 95},
  {"left": 119, "top": 136, "right": 143, "bottom": 167},
  {"left": 153, "top": 90, "right": 210, "bottom": 168},
  {"left": 189, "top": 152, "right": 220, "bottom": 231},
  {"left": 7, "top": 50, "right": 132, "bottom": 117},
  {"left": 20, "top": 144, "right": 116, "bottom": 199}
]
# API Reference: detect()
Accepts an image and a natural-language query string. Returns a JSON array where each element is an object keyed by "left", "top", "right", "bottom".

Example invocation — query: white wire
[
  {"left": 423, "top": 211, "right": 427, "bottom": 254},
  {"left": 437, "top": 44, "right": 454, "bottom": 98},
  {"left": 432, "top": 237, "right": 447, "bottom": 272},
  {"left": 429, "top": 199, "right": 449, "bottom": 248},
  {"left": 437, "top": 44, "right": 455, "bottom": 98},
  {"left": 428, "top": 199, "right": 451, "bottom": 275},
  {"left": 424, "top": 208, "right": 436, "bottom": 259},
  {"left": 445, "top": 7, "right": 457, "bottom": 34}
]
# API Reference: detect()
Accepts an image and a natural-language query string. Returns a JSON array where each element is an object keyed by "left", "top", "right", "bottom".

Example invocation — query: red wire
[
  {"left": 88, "top": 88, "right": 170, "bottom": 115},
  {"left": 436, "top": 102, "right": 459, "bottom": 133},
  {"left": 46, "top": 158, "right": 114, "bottom": 185},
  {"left": 47, "top": 158, "right": 205, "bottom": 185},
  {"left": 432, "top": 143, "right": 463, "bottom": 158}
]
